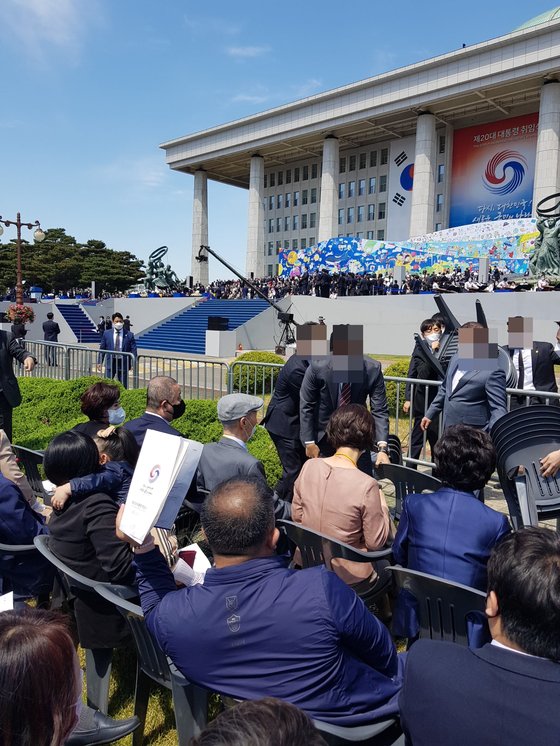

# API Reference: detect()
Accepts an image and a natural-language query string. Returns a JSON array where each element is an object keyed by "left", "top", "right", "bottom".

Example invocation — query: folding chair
[
  {"left": 376, "top": 463, "right": 441, "bottom": 521},
  {"left": 95, "top": 583, "right": 207, "bottom": 746},
  {"left": 11, "top": 445, "right": 51, "bottom": 506}
]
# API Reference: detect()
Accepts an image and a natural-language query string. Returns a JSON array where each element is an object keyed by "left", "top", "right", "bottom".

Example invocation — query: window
[
  {"left": 293, "top": 214, "right": 299, "bottom": 230},
  {"left": 311, "top": 163, "right": 318, "bottom": 179},
  {"left": 377, "top": 229, "right": 385, "bottom": 240},
  {"left": 268, "top": 195, "right": 274, "bottom": 210},
  {"left": 356, "top": 231, "right": 363, "bottom": 239},
  {"left": 300, "top": 238, "right": 307, "bottom": 249},
  {"left": 436, "top": 193, "right": 444, "bottom": 212},
  {"left": 267, "top": 264, "right": 273, "bottom": 277},
  {"left": 309, "top": 212, "right": 316, "bottom": 228},
  {"left": 292, "top": 239, "right": 298, "bottom": 250},
  {"left": 270, "top": 172, "right": 275, "bottom": 187},
  {"left": 369, "top": 176, "right": 376, "bottom": 194},
  {"left": 286, "top": 169, "right": 292, "bottom": 184},
  {"left": 294, "top": 167, "right": 300, "bottom": 182},
  {"left": 276, "top": 241, "right": 282, "bottom": 251},
  {"left": 267, "top": 241, "right": 273, "bottom": 255},
  {"left": 285, "top": 192, "right": 291, "bottom": 208},
  {"left": 302, "top": 189, "right": 308, "bottom": 205},
  {"left": 284, "top": 240, "right": 290, "bottom": 250},
  {"left": 438, "top": 164, "right": 445, "bottom": 183},
  {"left": 380, "top": 148, "right": 388, "bottom": 165},
  {"left": 264, "top": 175, "right": 268, "bottom": 188},
  {"left": 347, "top": 206, "right": 355, "bottom": 223},
  {"left": 378, "top": 202, "right": 386, "bottom": 220},
  {"left": 358, "top": 179, "right": 366, "bottom": 196},
  {"left": 367, "top": 230, "right": 374, "bottom": 239},
  {"left": 370, "top": 150, "right": 377, "bottom": 168},
  {"left": 379, "top": 175, "right": 387, "bottom": 192},
  {"left": 435, "top": 223, "right": 443, "bottom": 232},
  {"left": 278, "top": 171, "right": 283, "bottom": 186},
  {"left": 302, "top": 165, "right": 309, "bottom": 180},
  {"left": 268, "top": 219, "right": 274, "bottom": 233},
  {"left": 349, "top": 155, "right": 356, "bottom": 171},
  {"left": 367, "top": 204, "right": 375, "bottom": 221},
  {"left": 310, "top": 187, "right": 317, "bottom": 204},
  {"left": 339, "top": 157, "right": 346, "bottom": 173},
  {"left": 359, "top": 153, "right": 367, "bottom": 169},
  {"left": 284, "top": 216, "right": 290, "bottom": 232},
  {"left": 348, "top": 180, "right": 355, "bottom": 198},
  {"left": 301, "top": 213, "right": 308, "bottom": 229},
  {"left": 338, "top": 208, "right": 344, "bottom": 225},
  {"left": 357, "top": 205, "right": 364, "bottom": 222},
  {"left": 439, "top": 135, "right": 446, "bottom": 154},
  {"left": 277, "top": 194, "right": 283, "bottom": 210},
  {"left": 294, "top": 191, "right": 299, "bottom": 207},
  {"left": 338, "top": 182, "right": 345, "bottom": 199},
  {"left": 276, "top": 217, "right": 282, "bottom": 232},
  {"left": 309, "top": 236, "right": 315, "bottom": 246}
]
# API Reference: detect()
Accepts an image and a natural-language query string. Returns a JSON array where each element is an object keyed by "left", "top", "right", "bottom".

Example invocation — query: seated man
[
  {"left": 127, "top": 477, "right": 404, "bottom": 726},
  {"left": 399, "top": 527, "right": 560, "bottom": 745},
  {"left": 124, "top": 376, "right": 186, "bottom": 447}
]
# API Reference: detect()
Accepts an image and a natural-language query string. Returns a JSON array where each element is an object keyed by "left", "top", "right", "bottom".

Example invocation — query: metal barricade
[
  {"left": 15, "top": 340, "right": 69, "bottom": 382},
  {"left": 228, "top": 360, "right": 283, "bottom": 399},
  {"left": 68, "top": 345, "right": 136, "bottom": 384},
  {"left": 136, "top": 354, "right": 229, "bottom": 400}
]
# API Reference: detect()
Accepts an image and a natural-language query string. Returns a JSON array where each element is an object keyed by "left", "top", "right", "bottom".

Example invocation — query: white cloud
[
  {"left": 184, "top": 15, "right": 241, "bottom": 36},
  {"left": 93, "top": 155, "right": 168, "bottom": 191},
  {"left": 291, "top": 78, "right": 322, "bottom": 98},
  {"left": 231, "top": 92, "right": 270, "bottom": 104},
  {"left": 226, "top": 45, "right": 270, "bottom": 59}
]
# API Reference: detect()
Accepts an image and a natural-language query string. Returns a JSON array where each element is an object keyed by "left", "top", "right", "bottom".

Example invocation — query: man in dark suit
[
  {"left": 300, "top": 325, "right": 390, "bottom": 475},
  {"left": 42, "top": 311, "right": 61, "bottom": 365},
  {"left": 98, "top": 312, "right": 137, "bottom": 388},
  {"left": 503, "top": 316, "right": 560, "bottom": 407},
  {"left": 399, "top": 527, "right": 560, "bottom": 746},
  {"left": 0, "top": 330, "right": 35, "bottom": 440},
  {"left": 124, "top": 376, "right": 185, "bottom": 448},
  {"left": 422, "top": 322, "right": 507, "bottom": 434}
]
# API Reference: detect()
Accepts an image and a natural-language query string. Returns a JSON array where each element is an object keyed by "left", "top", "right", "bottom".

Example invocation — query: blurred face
[{"left": 507, "top": 316, "right": 533, "bottom": 349}]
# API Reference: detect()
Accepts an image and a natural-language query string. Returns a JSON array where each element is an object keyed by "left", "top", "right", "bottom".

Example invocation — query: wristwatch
[{"left": 377, "top": 441, "right": 389, "bottom": 454}]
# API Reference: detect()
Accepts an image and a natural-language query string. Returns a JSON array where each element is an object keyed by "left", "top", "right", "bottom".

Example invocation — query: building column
[
  {"left": 409, "top": 113, "right": 437, "bottom": 238},
  {"left": 246, "top": 155, "right": 265, "bottom": 279},
  {"left": 191, "top": 169, "right": 209, "bottom": 286},
  {"left": 318, "top": 135, "right": 339, "bottom": 242},
  {"left": 533, "top": 80, "right": 560, "bottom": 213}
]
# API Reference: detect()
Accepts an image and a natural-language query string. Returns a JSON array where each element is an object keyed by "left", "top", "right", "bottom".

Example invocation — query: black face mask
[{"left": 171, "top": 399, "right": 186, "bottom": 420}]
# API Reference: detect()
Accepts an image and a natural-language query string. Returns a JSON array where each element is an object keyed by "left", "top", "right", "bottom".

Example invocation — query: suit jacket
[
  {"left": 124, "top": 412, "right": 181, "bottom": 449},
  {"left": 300, "top": 357, "right": 389, "bottom": 445},
  {"left": 404, "top": 344, "right": 439, "bottom": 417},
  {"left": 42, "top": 320, "right": 60, "bottom": 342},
  {"left": 399, "top": 639, "right": 560, "bottom": 746},
  {"left": 0, "top": 331, "right": 32, "bottom": 407},
  {"left": 197, "top": 437, "right": 266, "bottom": 492},
  {"left": 263, "top": 354, "right": 310, "bottom": 441},
  {"left": 502, "top": 341, "right": 560, "bottom": 393},
  {"left": 0, "top": 429, "right": 34, "bottom": 505},
  {"left": 98, "top": 328, "right": 137, "bottom": 373},
  {"left": 425, "top": 353, "right": 507, "bottom": 431}
]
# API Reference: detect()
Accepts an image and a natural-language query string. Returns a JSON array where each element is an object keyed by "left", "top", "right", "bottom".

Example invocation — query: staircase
[
  {"left": 137, "top": 299, "right": 270, "bottom": 354},
  {"left": 56, "top": 304, "right": 100, "bottom": 344}
]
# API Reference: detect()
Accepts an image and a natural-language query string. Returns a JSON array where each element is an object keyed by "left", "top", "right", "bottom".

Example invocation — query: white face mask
[
  {"left": 425, "top": 332, "right": 441, "bottom": 342},
  {"left": 113, "top": 322, "right": 124, "bottom": 331},
  {"left": 243, "top": 420, "right": 257, "bottom": 441}
]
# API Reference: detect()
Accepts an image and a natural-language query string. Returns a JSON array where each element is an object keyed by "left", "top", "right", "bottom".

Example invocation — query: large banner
[
  {"left": 449, "top": 113, "right": 538, "bottom": 227},
  {"left": 388, "top": 136, "right": 415, "bottom": 240}
]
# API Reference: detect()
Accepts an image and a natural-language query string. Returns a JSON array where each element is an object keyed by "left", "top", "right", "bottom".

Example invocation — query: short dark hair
[
  {"left": 201, "top": 477, "right": 274, "bottom": 556},
  {"left": 487, "top": 527, "right": 560, "bottom": 661},
  {"left": 46, "top": 312, "right": 54, "bottom": 319},
  {"left": 326, "top": 404, "right": 373, "bottom": 451},
  {"left": 44, "top": 431, "right": 100, "bottom": 486},
  {"left": 433, "top": 424, "right": 496, "bottom": 492},
  {"left": 94, "top": 427, "right": 139, "bottom": 467},
  {"left": 111, "top": 312, "right": 123, "bottom": 321},
  {"left": 191, "top": 698, "right": 327, "bottom": 746},
  {"left": 80, "top": 382, "right": 120, "bottom": 420},
  {"left": 420, "top": 318, "right": 434, "bottom": 334},
  {"left": 0, "top": 608, "right": 79, "bottom": 746},
  {"left": 460, "top": 321, "right": 484, "bottom": 329}
]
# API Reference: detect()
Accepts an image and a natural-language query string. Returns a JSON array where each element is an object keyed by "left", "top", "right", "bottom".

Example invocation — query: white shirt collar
[
  {"left": 491, "top": 639, "right": 546, "bottom": 659},
  {"left": 222, "top": 434, "right": 247, "bottom": 450}
]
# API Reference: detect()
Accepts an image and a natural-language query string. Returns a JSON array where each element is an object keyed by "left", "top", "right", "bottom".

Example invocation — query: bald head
[{"left": 201, "top": 477, "right": 275, "bottom": 557}]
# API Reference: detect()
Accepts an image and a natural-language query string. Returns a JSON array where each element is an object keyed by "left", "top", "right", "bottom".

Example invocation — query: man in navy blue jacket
[
  {"left": 127, "top": 477, "right": 404, "bottom": 726},
  {"left": 124, "top": 376, "right": 185, "bottom": 448},
  {"left": 98, "top": 312, "right": 137, "bottom": 388},
  {"left": 399, "top": 527, "right": 560, "bottom": 745}
]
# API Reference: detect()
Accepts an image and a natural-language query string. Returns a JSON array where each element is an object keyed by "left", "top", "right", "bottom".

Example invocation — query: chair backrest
[
  {"left": 387, "top": 434, "right": 403, "bottom": 466},
  {"left": 0, "top": 542, "right": 39, "bottom": 553},
  {"left": 388, "top": 566, "right": 486, "bottom": 646},
  {"left": 95, "top": 583, "right": 175, "bottom": 689},
  {"left": 33, "top": 534, "right": 110, "bottom": 596},
  {"left": 377, "top": 463, "right": 441, "bottom": 519},
  {"left": 12, "top": 445, "right": 51, "bottom": 505}
]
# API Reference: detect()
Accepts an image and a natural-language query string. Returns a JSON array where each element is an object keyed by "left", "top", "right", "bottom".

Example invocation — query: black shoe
[{"left": 66, "top": 709, "right": 140, "bottom": 745}]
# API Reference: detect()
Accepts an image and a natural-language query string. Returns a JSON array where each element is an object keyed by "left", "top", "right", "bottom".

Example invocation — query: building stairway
[{"left": 56, "top": 304, "right": 100, "bottom": 344}]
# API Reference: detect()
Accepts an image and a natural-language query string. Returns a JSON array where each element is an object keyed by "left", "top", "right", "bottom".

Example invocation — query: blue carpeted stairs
[
  {"left": 56, "top": 304, "right": 100, "bottom": 344},
  {"left": 137, "top": 299, "right": 270, "bottom": 354}
]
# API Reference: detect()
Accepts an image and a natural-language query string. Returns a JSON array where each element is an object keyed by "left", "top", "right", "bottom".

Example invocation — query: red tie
[{"left": 338, "top": 382, "right": 352, "bottom": 407}]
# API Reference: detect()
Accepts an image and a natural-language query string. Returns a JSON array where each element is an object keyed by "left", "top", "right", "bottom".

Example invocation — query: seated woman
[
  {"left": 392, "top": 424, "right": 511, "bottom": 640},
  {"left": 292, "top": 404, "right": 392, "bottom": 592},
  {"left": 44, "top": 431, "right": 135, "bottom": 651},
  {"left": 72, "top": 382, "right": 126, "bottom": 438}
]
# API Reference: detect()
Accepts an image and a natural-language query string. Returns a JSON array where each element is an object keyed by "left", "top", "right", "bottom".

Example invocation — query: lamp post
[{"left": 0, "top": 212, "right": 45, "bottom": 305}]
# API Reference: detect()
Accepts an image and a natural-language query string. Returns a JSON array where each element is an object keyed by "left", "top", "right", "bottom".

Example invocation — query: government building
[{"left": 160, "top": 9, "right": 560, "bottom": 282}]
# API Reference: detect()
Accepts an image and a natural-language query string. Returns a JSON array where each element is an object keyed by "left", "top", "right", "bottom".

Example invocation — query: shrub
[
  {"left": 231, "top": 351, "right": 284, "bottom": 395},
  {"left": 383, "top": 359, "right": 411, "bottom": 415}
]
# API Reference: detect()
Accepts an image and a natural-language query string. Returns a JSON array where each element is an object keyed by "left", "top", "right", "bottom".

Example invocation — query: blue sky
[{"left": 0, "top": 0, "right": 553, "bottom": 282}]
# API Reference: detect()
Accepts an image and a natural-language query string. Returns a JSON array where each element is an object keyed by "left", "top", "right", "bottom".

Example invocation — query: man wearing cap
[{"left": 197, "top": 394, "right": 267, "bottom": 494}]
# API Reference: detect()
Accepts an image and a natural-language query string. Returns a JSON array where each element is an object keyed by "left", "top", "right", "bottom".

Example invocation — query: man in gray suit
[
  {"left": 197, "top": 394, "right": 267, "bottom": 494},
  {"left": 421, "top": 322, "right": 507, "bottom": 434}
]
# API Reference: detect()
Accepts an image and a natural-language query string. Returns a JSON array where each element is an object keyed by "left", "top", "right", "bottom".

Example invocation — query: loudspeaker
[{"left": 208, "top": 316, "right": 228, "bottom": 331}]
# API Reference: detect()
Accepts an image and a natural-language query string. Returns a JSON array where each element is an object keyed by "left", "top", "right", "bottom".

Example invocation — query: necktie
[
  {"left": 517, "top": 350, "right": 525, "bottom": 390},
  {"left": 338, "top": 382, "right": 352, "bottom": 408},
  {"left": 116, "top": 331, "right": 121, "bottom": 352}
]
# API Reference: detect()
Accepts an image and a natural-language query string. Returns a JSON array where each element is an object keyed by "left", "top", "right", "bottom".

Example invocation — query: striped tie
[{"left": 338, "top": 382, "right": 352, "bottom": 408}]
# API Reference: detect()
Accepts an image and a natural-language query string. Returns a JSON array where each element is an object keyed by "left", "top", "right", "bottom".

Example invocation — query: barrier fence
[{"left": 15, "top": 342, "right": 560, "bottom": 467}]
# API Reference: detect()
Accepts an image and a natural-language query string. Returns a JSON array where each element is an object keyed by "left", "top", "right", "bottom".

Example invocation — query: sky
[{"left": 0, "top": 0, "right": 555, "bottom": 282}]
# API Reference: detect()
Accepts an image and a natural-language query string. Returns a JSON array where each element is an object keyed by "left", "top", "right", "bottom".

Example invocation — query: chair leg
[
  {"left": 170, "top": 678, "right": 207, "bottom": 746},
  {"left": 132, "top": 668, "right": 151, "bottom": 746},
  {"left": 85, "top": 648, "right": 113, "bottom": 714}
]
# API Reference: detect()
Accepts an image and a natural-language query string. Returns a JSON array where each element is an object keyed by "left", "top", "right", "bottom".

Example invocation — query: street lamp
[{"left": 0, "top": 213, "right": 45, "bottom": 305}]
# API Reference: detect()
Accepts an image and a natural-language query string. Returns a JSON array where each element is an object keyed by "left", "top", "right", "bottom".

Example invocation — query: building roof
[{"left": 515, "top": 7, "right": 560, "bottom": 31}]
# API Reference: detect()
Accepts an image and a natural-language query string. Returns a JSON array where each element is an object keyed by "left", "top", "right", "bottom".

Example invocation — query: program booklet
[{"left": 119, "top": 429, "right": 202, "bottom": 544}]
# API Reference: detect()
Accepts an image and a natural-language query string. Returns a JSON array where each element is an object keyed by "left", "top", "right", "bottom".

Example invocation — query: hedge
[
  {"left": 231, "top": 351, "right": 284, "bottom": 395},
  {"left": 12, "top": 377, "right": 282, "bottom": 486},
  {"left": 383, "top": 359, "right": 411, "bottom": 414}
]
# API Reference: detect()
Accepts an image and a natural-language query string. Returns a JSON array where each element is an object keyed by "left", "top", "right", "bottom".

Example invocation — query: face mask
[
  {"left": 171, "top": 399, "right": 186, "bottom": 420},
  {"left": 113, "top": 322, "right": 124, "bottom": 330},
  {"left": 108, "top": 406, "right": 126, "bottom": 425},
  {"left": 243, "top": 420, "right": 257, "bottom": 441},
  {"left": 426, "top": 332, "right": 441, "bottom": 342}
]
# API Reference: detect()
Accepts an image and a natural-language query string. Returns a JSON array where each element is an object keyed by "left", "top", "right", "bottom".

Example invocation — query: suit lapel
[
  {"left": 327, "top": 362, "right": 339, "bottom": 408},
  {"left": 451, "top": 369, "right": 477, "bottom": 396}
]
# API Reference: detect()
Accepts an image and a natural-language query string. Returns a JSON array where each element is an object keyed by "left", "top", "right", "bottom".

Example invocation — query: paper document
[
  {"left": 0, "top": 592, "right": 13, "bottom": 612},
  {"left": 119, "top": 430, "right": 202, "bottom": 543}
]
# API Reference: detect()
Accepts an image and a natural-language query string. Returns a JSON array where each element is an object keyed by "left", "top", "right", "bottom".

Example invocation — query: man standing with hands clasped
[{"left": 98, "top": 312, "right": 137, "bottom": 389}]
